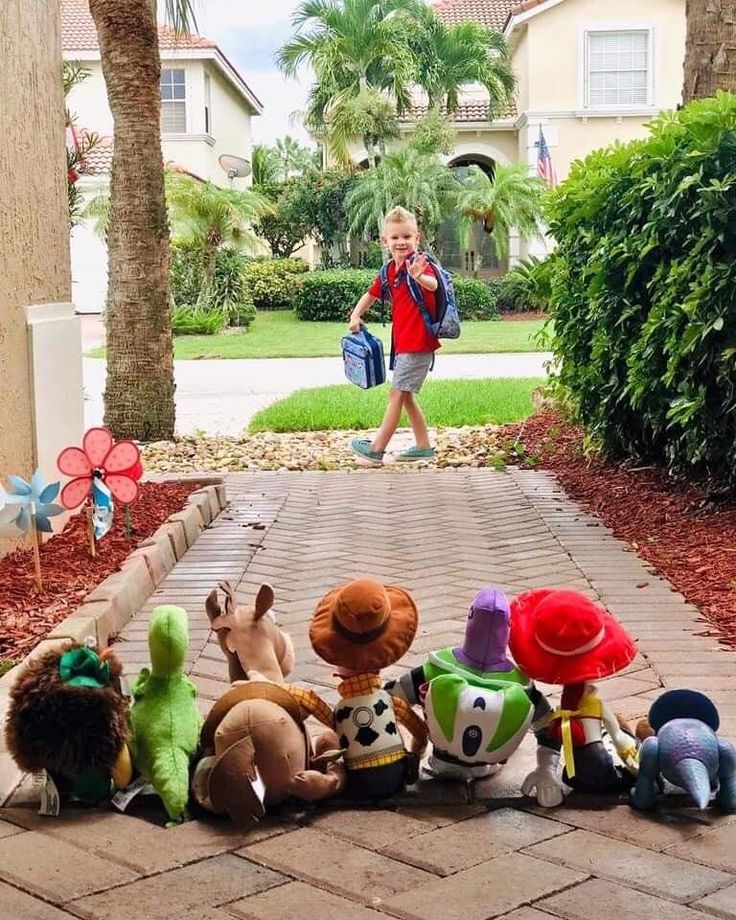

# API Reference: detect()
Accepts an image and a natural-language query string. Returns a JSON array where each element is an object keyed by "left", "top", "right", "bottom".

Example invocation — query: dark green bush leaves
[{"left": 547, "top": 93, "right": 736, "bottom": 484}]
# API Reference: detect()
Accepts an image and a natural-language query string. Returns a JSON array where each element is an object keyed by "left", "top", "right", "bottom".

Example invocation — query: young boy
[{"left": 348, "top": 206, "right": 439, "bottom": 465}]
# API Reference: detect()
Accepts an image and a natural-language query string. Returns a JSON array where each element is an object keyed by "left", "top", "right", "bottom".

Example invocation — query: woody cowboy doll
[
  {"left": 310, "top": 577, "right": 428, "bottom": 800},
  {"left": 509, "top": 588, "right": 639, "bottom": 795}
]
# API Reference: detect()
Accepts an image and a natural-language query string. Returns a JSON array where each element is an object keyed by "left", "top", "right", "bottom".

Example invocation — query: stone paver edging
[{"left": 0, "top": 481, "right": 228, "bottom": 806}]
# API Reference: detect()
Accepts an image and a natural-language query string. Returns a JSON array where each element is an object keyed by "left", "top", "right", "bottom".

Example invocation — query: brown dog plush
[{"left": 193, "top": 582, "right": 345, "bottom": 826}]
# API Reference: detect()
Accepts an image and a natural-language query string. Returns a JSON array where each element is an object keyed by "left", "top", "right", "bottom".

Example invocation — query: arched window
[{"left": 436, "top": 155, "right": 503, "bottom": 278}]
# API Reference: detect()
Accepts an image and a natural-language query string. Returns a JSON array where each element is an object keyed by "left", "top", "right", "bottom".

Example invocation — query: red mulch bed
[
  {"left": 0, "top": 482, "right": 200, "bottom": 663},
  {"left": 501, "top": 411, "right": 736, "bottom": 650}
]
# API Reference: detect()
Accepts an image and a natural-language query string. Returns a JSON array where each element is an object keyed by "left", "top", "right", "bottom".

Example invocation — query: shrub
[
  {"left": 453, "top": 276, "right": 498, "bottom": 320},
  {"left": 170, "top": 241, "right": 203, "bottom": 308},
  {"left": 170, "top": 243, "right": 254, "bottom": 328},
  {"left": 244, "top": 258, "right": 308, "bottom": 310},
  {"left": 547, "top": 92, "right": 736, "bottom": 484},
  {"left": 294, "top": 268, "right": 498, "bottom": 321},
  {"left": 172, "top": 305, "right": 226, "bottom": 335},
  {"left": 496, "top": 256, "right": 553, "bottom": 313},
  {"left": 229, "top": 300, "right": 257, "bottom": 328},
  {"left": 294, "top": 269, "right": 377, "bottom": 321}
]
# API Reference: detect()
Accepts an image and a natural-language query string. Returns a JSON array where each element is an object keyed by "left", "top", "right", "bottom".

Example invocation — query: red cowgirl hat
[{"left": 508, "top": 588, "right": 636, "bottom": 685}]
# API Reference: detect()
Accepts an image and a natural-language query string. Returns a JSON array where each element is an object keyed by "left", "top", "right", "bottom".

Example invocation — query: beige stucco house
[
  {"left": 61, "top": 0, "right": 263, "bottom": 312},
  {"left": 413, "top": 0, "right": 687, "bottom": 273},
  {"left": 1, "top": 1, "right": 83, "bottom": 553}
]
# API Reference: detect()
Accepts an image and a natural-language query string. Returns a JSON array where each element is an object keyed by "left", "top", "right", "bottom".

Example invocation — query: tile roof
[
  {"left": 431, "top": 0, "right": 516, "bottom": 32},
  {"left": 408, "top": 97, "right": 517, "bottom": 123},
  {"left": 61, "top": 0, "right": 217, "bottom": 51},
  {"left": 79, "top": 133, "right": 113, "bottom": 175},
  {"left": 431, "top": 0, "right": 552, "bottom": 30}
]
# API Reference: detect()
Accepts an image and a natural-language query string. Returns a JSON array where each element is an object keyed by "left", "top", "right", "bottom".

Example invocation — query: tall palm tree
[
  {"left": 251, "top": 145, "right": 282, "bottom": 188},
  {"left": 455, "top": 163, "right": 544, "bottom": 260},
  {"left": 325, "top": 87, "right": 399, "bottom": 166},
  {"left": 275, "top": 135, "right": 318, "bottom": 180},
  {"left": 683, "top": 0, "right": 736, "bottom": 102},
  {"left": 278, "top": 0, "right": 423, "bottom": 129},
  {"left": 345, "top": 144, "right": 461, "bottom": 244},
  {"left": 409, "top": 11, "right": 515, "bottom": 116},
  {"left": 88, "top": 0, "right": 197, "bottom": 440},
  {"left": 165, "top": 173, "right": 270, "bottom": 306}
]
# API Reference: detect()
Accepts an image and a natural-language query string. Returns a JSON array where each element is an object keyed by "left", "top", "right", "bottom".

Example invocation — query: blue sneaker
[
  {"left": 351, "top": 438, "right": 384, "bottom": 466},
  {"left": 396, "top": 445, "right": 436, "bottom": 462}
]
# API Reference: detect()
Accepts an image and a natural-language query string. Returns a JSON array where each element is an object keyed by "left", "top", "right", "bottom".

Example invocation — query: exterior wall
[
  {"left": 67, "top": 61, "right": 112, "bottom": 133},
  {"left": 1, "top": 1, "right": 81, "bottom": 551},
  {"left": 522, "top": 0, "right": 685, "bottom": 115},
  {"left": 66, "top": 56, "right": 257, "bottom": 312},
  {"left": 446, "top": 129, "right": 518, "bottom": 167},
  {"left": 70, "top": 177, "right": 109, "bottom": 315},
  {"left": 201, "top": 62, "right": 254, "bottom": 188},
  {"left": 513, "top": 28, "right": 530, "bottom": 114}
]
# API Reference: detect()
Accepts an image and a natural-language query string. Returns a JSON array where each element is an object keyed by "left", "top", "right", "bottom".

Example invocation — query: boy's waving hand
[{"left": 407, "top": 253, "right": 429, "bottom": 280}]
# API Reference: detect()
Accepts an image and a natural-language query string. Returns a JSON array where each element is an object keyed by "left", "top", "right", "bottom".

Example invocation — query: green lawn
[
  {"left": 249, "top": 377, "right": 544, "bottom": 433},
  {"left": 86, "top": 311, "right": 549, "bottom": 360}
]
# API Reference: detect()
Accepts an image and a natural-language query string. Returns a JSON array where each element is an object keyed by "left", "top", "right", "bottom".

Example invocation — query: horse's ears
[
  {"left": 205, "top": 589, "right": 222, "bottom": 623},
  {"left": 254, "top": 584, "right": 274, "bottom": 620},
  {"left": 220, "top": 581, "right": 238, "bottom": 617}
]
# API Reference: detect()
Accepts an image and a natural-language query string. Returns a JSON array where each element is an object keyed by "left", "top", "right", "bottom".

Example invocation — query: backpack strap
[{"left": 405, "top": 253, "right": 439, "bottom": 337}]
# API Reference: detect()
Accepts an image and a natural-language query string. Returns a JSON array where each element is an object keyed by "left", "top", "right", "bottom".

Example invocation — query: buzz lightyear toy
[{"left": 385, "top": 586, "right": 564, "bottom": 807}]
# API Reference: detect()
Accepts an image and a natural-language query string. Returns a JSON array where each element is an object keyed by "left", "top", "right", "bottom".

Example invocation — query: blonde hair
[{"left": 383, "top": 206, "right": 418, "bottom": 230}]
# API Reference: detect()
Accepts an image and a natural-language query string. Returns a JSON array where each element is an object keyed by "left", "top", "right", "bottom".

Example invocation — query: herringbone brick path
[{"left": 1, "top": 469, "right": 735, "bottom": 920}]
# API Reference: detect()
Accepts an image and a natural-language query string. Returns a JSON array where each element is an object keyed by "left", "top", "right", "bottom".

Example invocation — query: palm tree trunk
[
  {"left": 683, "top": 0, "right": 736, "bottom": 103},
  {"left": 90, "top": 0, "right": 175, "bottom": 440}
]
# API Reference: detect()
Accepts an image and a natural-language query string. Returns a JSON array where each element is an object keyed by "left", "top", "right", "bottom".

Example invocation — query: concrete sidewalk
[
  {"left": 83, "top": 351, "right": 552, "bottom": 436},
  {"left": 1, "top": 469, "right": 735, "bottom": 919}
]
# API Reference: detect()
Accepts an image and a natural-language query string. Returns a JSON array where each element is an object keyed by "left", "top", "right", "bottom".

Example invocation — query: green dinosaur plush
[{"left": 130, "top": 605, "right": 202, "bottom": 823}]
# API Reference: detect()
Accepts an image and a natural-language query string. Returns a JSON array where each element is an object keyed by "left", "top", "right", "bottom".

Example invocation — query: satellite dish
[{"left": 218, "top": 153, "right": 251, "bottom": 184}]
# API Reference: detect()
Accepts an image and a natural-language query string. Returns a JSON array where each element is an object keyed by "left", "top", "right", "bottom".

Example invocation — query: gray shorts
[{"left": 392, "top": 352, "right": 434, "bottom": 393}]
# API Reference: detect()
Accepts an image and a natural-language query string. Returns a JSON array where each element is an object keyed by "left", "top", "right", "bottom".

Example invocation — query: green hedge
[
  {"left": 547, "top": 93, "right": 736, "bottom": 483},
  {"left": 454, "top": 276, "right": 498, "bottom": 320},
  {"left": 294, "top": 268, "right": 498, "bottom": 321},
  {"left": 244, "top": 258, "right": 309, "bottom": 310},
  {"left": 294, "top": 269, "right": 377, "bottom": 321}
]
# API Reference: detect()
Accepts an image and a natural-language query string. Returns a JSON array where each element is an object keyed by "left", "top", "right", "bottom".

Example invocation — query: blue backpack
[{"left": 379, "top": 252, "right": 461, "bottom": 340}]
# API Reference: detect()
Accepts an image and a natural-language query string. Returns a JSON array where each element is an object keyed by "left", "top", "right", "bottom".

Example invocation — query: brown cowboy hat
[{"left": 310, "top": 578, "right": 418, "bottom": 671}]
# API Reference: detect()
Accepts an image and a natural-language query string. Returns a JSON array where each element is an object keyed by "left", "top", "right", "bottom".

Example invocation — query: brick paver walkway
[{"left": 1, "top": 469, "right": 735, "bottom": 919}]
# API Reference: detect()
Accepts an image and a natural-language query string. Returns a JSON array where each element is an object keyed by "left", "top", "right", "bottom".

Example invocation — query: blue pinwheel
[{"left": 0, "top": 469, "right": 64, "bottom": 534}]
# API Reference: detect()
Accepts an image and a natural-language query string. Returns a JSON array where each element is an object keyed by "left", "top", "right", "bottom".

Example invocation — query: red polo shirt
[{"left": 369, "top": 257, "right": 440, "bottom": 354}]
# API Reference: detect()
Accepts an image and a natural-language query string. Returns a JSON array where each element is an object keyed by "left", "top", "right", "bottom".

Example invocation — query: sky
[
  {"left": 198, "top": 0, "right": 433, "bottom": 148},
  {"left": 199, "top": 0, "right": 316, "bottom": 146}
]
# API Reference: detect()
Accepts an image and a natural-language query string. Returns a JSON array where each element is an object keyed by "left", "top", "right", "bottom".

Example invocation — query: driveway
[{"left": 83, "top": 351, "right": 552, "bottom": 436}]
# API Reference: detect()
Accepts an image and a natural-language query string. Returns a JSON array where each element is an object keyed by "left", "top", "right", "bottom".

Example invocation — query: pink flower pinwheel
[{"left": 57, "top": 427, "right": 142, "bottom": 510}]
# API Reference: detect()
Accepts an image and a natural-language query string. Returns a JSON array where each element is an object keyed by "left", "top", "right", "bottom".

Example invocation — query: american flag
[{"left": 536, "top": 125, "right": 557, "bottom": 186}]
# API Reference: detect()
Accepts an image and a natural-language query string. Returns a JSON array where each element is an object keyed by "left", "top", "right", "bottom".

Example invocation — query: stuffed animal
[
  {"left": 385, "top": 586, "right": 563, "bottom": 805},
  {"left": 129, "top": 605, "right": 202, "bottom": 824},
  {"left": 631, "top": 689, "right": 736, "bottom": 812},
  {"left": 509, "top": 588, "right": 639, "bottom": 797},
  {"left": 5, "top": 643, "right": 132, "bottom": 808},
  {"left": 310, "top": 577, "right": 428, "bottom": 800},
  {"left": 193, "top": 582, "right": 345, "bottom": 826}
]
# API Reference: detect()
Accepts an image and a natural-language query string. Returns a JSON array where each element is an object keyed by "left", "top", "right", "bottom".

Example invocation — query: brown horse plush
[{"left": 192, "top": 582, "right": 345, "bottom": 826}]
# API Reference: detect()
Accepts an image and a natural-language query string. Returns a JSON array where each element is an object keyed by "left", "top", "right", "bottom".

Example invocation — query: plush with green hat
[
  {"left": 5, "top": 642, "right": 132, "bottom": 807},
  {"left": 130, "top": 605, "right": 202, "bottom": 824}
]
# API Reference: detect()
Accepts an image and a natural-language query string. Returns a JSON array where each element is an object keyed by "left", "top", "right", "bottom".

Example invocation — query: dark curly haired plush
[{"left": 5, "top": 645, "right": 130, "bottom": 776}]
